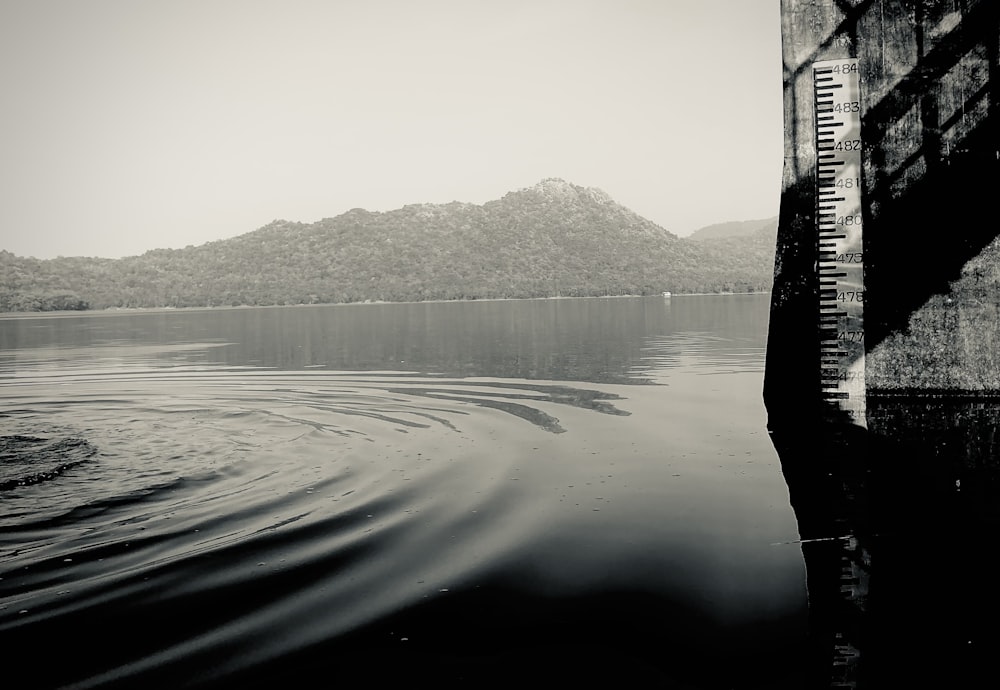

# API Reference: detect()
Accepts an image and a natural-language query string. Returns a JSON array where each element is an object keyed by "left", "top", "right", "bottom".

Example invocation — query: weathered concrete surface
[
  {"left": 766, "top": 3, "right": 1000, "bottom": 688},
  {"left": 765, "top": 0, "right": 1000, "bottom": 420}
]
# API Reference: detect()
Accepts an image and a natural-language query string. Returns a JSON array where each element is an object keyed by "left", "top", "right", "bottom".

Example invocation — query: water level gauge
[{"left": 814, "top": 58, "right": 865, "bottom": 426}]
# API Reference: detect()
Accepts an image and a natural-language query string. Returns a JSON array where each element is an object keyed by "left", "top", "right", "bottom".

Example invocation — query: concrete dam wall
[
  {"left": 765, "top": 0, "right": 1000, "bottom": 424},
  {"left": 765, "top": 2, "right": 1000, "bottom": 686}
]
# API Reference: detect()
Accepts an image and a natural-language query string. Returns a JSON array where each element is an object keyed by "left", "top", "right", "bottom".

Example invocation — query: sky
[{"left": 0, "top": 0, "right": 783, "bottom": 260}]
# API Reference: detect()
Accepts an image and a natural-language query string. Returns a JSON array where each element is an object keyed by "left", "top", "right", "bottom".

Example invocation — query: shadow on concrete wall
[
  {"left": 765, "top": 0, "right": 1000, "bottom": 419},
  {"left": 765, "top": 2, "right": 1000, "bottom": 687}
]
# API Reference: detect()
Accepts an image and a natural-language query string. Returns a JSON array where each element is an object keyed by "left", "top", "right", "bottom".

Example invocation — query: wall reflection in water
[{"left": 770, "top": 397, "right": 1000, "bottom": 688}]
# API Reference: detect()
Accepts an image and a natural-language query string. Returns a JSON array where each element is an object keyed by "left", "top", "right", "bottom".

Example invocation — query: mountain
[
  {"left": 0, "top": 179, "right": 776, "bottom": 311},
  {"left": 687, "top": 217, "right": 778, "bottom": 241}
]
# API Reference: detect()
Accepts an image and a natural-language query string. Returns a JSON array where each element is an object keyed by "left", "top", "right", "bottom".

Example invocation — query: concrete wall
[
  {"left": 766, "top": 4, "right": 1000, "bottom": 684},
  {"left": 765, "top": 0, "right": 1000, "bottom": 425}
]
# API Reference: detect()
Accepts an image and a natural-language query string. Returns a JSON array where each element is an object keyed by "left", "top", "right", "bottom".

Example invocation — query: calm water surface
[{"left": 0, "top": 295, "right": 807, "bottom": 688}]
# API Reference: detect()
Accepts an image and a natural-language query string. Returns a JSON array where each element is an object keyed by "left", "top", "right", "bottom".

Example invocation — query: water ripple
[
  {"left": 0, "top": 434, "right": 99, "bottom": 491},
  {"left": 0, "top": 358, "right": 804, "bottom": 688}
]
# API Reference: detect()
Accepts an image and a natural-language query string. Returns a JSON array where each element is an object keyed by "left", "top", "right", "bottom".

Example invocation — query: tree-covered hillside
[
  {"left": 1, "top": 179, "right": 777, "bottom": 311},
  {"left": 687, "top": 217, "right": 777, "bottom": 242}
]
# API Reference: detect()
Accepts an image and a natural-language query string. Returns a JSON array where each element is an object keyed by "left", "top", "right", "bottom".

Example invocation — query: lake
[{"left": 0, "top": 294, "right": 809, "bottom": 688}]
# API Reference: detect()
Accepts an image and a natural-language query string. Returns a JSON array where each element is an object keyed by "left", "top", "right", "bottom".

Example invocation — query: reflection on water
[
  {"left": 0, "top": 295, "right": 767, "bottom": 382},
  {"left": 0, "top": 296, "right": 810, "bottom": 688},
  {"left": 770, "top": 394, "right": 1000, "bottom": 688}
]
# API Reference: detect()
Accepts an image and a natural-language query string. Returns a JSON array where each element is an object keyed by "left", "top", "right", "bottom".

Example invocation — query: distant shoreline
[{"left": 0, "top": 291, "right": 771, "bottom": 318}]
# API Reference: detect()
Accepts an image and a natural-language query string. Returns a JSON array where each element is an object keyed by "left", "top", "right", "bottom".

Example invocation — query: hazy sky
[{"left": 0, "top": 0, "right": 783, "bottom": 259}]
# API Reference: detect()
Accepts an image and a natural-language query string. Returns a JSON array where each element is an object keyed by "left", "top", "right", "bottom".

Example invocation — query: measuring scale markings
[{"left": 814, "top": 58, "right": 865, "bottom": 426}]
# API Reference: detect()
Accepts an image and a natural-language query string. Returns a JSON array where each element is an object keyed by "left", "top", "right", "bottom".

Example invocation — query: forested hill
[
  {"left": 1, "top": 178, "right": 777, "bottom": 311},
  {"left": 687, "top": 217, "right": 777, "bottom": 241}
]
